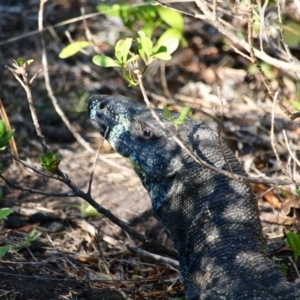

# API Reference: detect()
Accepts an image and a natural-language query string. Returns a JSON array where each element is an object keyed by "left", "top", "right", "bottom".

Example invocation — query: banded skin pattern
[{"left": 88, "top": 94, "right": 300, "bottom": 300}]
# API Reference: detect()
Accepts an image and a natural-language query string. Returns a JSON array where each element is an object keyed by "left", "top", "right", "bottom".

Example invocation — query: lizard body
[{"left": 88, "top": 94, "right": 300, "bottom": 299}]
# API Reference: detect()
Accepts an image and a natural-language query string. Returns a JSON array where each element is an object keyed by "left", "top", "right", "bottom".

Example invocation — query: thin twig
[
  {"left": 128, "top": 245, "right": 179, "bottom": 268},
  {"left": 38, "top": 0, "right": 94, "bottom": 153},
  {"left": 255, "top": 186, "right": 275, "bottom": 200},
  {"left": 0, "top": 174, "right": 76, "bottom": 197},
  {"left": 157, "top": 0, "right": 300, "bottom": 73},
  {"left": 160, "top": 62, "right": 172, "bottom": 99},
  {"left": 6, "top": 64, "right": 48, "bottom": 152},
  {"left": 288, "top": 256, "right": 300, "bottom": 278},
  {"left": 0, "top": 98, "right": 18, "bottom": 162},
  {"left": 276, "top": 0, "right": 294, "bottom": 63},
  {"left": 291, "top": 111, "right": 300, "bottom": 120},
  {"left": 87, "top": 127, "right": 109, "bottom": 194},
  {"left": 282, "top": 130, "right": 300, "bottom": 169},
  {"left": 270, "top": 93, "right": 294, "bottom": 183},
  {"left": 216, "top": 87, "right": 235, "bottom": 177}
]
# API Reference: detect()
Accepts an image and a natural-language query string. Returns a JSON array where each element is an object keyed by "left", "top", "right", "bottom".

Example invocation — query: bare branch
[
  {"left": 87, "top": 127, "right": 109, "bottom": 195},
  {"left": 6, "top": 64, "right": 48, "bottom": 153},
  {"left": 158, "top": 0, "right": 300, "bottom": 73},
  {"left": 38, "top": 0, "right": 94, "bottom": 153}
]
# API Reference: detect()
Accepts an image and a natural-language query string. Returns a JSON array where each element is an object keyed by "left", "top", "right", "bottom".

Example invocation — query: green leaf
[
  {"left": 13, "top": 58, "right": 24, "bottom": 66},
  {"left": 40, "top": 154, "right": 46, "bottom": 164},
  {"left": 292, "top": 101, "right": 300, "bottom": 111},
  {"left": 92, "top": 55, "right": 120, "bottom": 67},
  {"left": 59, "top": 41, "right": 91, "bottom": 59},
  {"left": 54, "top": 153, "right": 60, "bottom": 160},
  {"left": 296, "top": 189, "right": 300, "bottom": 197},
  {"left": 24, "top": 59, "right": 34, "bottom": 67},
  {"left": 152, "top": 52, "right": 172, "bottom": 61},
  {"left": 0, "top": 208, "right": 13, "bottom": 219},
  {"left": 126, "top": 54, "right": 140, "bottom": 64},
  {"left": 122, "top": 70, "right": 137, "bottom": 87},
  {"left": 175, "top": 106, "right": 191, "bottom": 125},
  {"left": 156, "top": 6, "right": 184, "bottom": 31},
  {"left": 283, "top": 22, "right": 300, "bottom": 47},
  {"left": 0, "top": 245, "right": 9, "bottom": 258},
  {"left": 154, "top": 28, "right": 181, "bottom": 53},
  {"left": 281, "top": 263, "right": 288, "bottom": 276},
  {"left": 115, "top": 38, "right": 132, "bottom": 63},
  {"left": 160, "top": 37, "right": 179, "bottom": 55},
  {"left": 3, "top": 129, "right": 14, "bottom": 142},
  {"left": 163, "top": 106, "right": 173, "bottom": 122},
  {"left": 138, "top": 48, "right": 147, "bottom": 64},
  {"left": 138, "top": 31, "right": 146, "bottom": 38},
  {"left": 0, "top": 129, "right": 15, "bottom": 149},
  {"left": 0, "top": 121, "right": 6, "bottom": 138},
  {"left": 96, "top": 4, "right": 115, "bottom": 15},
  {"left": 40, "top": 151, "right": 60, "bottom": 173},
  {"left": 138, "top": 35, "right": 153, "bottom": 63},
  {"left": 28, "top": 229, "right": 41, "bottom": 241},
  {"left": 46, "top": 151, "right": 53, "bottom": 161},
  {"left": 287, "top": 232, "right": 300, "bottom": 260},
  {"left": 96, "top": 3, "right": 127, "bottom": 17}
]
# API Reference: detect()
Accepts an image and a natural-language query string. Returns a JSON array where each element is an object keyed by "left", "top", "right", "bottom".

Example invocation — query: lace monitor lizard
[{"left": 88, "top": 94, "right": 300, "bottom": 300}]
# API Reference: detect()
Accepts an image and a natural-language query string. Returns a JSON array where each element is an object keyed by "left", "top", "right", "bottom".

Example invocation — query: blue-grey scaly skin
[{"left": 88, "top": 94, "right": 300, "bottom": 299}]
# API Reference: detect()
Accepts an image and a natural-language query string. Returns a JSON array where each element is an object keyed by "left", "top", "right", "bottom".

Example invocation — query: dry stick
[
  {"left": 255, "top": 186, "right": 275, "bottom": 200},
  {"left": 247, "top": 2, "right": 295, "bottom": 184},
  {"left": 61, "top": 178, "right": 178, "bottom": 259},
  {"left": 38, "top": 0, "right": 94, "bottom": 154},
  {"left": 80, "top": 7, "right": 101, "bottom": 55},
  {"left": 0, "top": 175, "right": 76, "bottom": 197},
  {"left": 87, "top": 127, "right": 109, "bottom": 194},
  {"left": 6, "top": 64, "right": 47, "bottom": 152},
  {"left": 288, "top": 256, "right": 300, "bottom": 278},
  {"left": 247, "top": 2, "right": 274, "bottom": 99},
  {"left": 256, "top": 0, "right": 268, "bottom": 52},
  {"left": 156, "top": 0, "right": 300, "bottom": 72},
  {"left": 216, "top": 87, "right": 235, "bottom": 178},
  {"left": 0, "top": 11, "right": 102, "bottom": 46},
  {"left": 282, "top": 130, "right": 300, "bottom": 169},
  {"left": 1, "top": 159, "right": 178, "bottom": 258},
  {"left": 0, "top": 98, "right": 18, "bottom": 162},
  {"left": 5, "top": 128, "right": 176, "bottom": 259},
  {"left": 270, "top": 94, "right": 294, "bottom": 183},
  {"left": 276, "top": 1, "right": 295, "bottom": 64},
  {"left": 275, "top": 0, "right": 300, "bottom": 119},
  {"left": 160, "top": 62, "right": 173, "bottom": 100},
  {"left": 128, "top": 245, "right": 179, "bottom": 268},
  {"left": 212, "top": 0, "right": 217, "bottom": 20},
  {"left": 0, "top": 2, "right": 150, "bottom": 47}
]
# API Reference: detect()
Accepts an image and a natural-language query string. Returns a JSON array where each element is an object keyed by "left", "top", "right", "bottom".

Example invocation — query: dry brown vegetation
[{"left": 0, "top": 0, "right": 300, "bottom": 299}]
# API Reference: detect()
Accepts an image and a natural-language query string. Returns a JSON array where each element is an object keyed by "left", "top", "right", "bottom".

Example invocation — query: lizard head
[{"left": 88, "top": 94, "right": 189, "bottom": 210}]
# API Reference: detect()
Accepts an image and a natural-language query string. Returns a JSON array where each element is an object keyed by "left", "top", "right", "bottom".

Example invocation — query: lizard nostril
[{"left": 99, "top": 102, "right": 106, "bottom": 109}]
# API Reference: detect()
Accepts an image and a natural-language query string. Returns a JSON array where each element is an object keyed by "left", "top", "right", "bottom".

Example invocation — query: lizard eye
[
  {"left": 141, "top": 126, "right": 152, "bottom": 139},
  {"left": 99, "top": 102, "right": 106, "bottom": 109}
]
